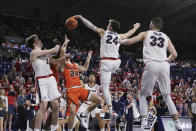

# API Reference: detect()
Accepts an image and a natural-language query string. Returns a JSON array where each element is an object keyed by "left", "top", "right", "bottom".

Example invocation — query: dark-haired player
[
  {"left": 73, "top": 15, "right": 140, "bottom": 117},
  {"left": 118, "top": 18, "right": 182, "bottom": 130}
]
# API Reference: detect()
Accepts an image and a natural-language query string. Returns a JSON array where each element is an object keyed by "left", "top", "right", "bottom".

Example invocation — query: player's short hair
[
  {"left": 151, "top": 17, "right": 163, "bottom": 29},
  {"left": 89, "top": 72, "right": 96, "bottom": 77},
  {"left": 26, "top": 34, "right": 37, "bottom": 49},
  {"left": 109, "top": 19, "right": 120, "bottom": 33}
]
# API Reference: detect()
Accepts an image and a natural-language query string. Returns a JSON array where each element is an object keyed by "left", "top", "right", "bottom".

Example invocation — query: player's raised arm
[
  {"left": 30, "top": 45, "right": 60, "bottom": 62},
  {"left": 79, "top": 51, "right": 93, "bottom": 72},
  {"left": 119, "top": 23, "right": 141, "bottom": 39},
  {"left": 118, "top": 32, "right": 146, "bottom": 45},
  {"left": 167, "top": 37, "right": 178, "bottom": 62},
  {"left": 74, "top": 15, "right": 105, "bottom": 37},
  {"left": 60, "top": 35, "right": 70, "bottom": 58}
]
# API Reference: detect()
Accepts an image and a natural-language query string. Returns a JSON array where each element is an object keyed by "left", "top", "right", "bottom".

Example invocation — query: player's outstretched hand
[
  {"left": 134, "top": 23, "right": 141, "bottom": 29},
  {"left": 88, "top": 50, "right": 93, "bottom": 57},
  {"left": 53, "top": 39, "right": 61, "bottom": 45},
  {"left": 73, "top": 15, "right": 81, "bottom": 19},
  {"left": 62, "top": 35, "right": 70, "bottom": 47}
]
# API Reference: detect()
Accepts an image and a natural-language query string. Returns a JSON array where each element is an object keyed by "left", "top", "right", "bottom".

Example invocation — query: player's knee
[
  {"left": 140, "top": 91, "right": 148, "bottom": 97},
  {"left": 40, "top": 102, "right": 48, "bottom": 113},
  {"left": 69, "top": 104, "right": 76, "bottom": 116}
]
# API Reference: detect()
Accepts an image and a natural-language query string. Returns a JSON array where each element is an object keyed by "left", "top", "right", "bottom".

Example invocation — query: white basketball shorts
[
  {"left": 100, "top": 59, "right": 121, "bottom": 84},
  {"left": 36, "top": 75, "right": 61, "bottom": 102},
  {"left": 141, "top": 61, "right": 171, "bottom": 96}
]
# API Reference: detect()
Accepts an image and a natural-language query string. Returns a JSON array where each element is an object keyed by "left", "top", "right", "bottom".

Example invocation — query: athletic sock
[
  {"left": 51, "top": 124, "right": 59, "bottom": 130},
  {"left": 34, "top": 129, "right": 40, "bottom": 131},
  {"left": 100, "top": 128, "right": 104, "bottom": 131},
  {"left": 68, "top": 129, "right": 73, "bottom": 131},
  {"left": 175, "top": 119, "right": 180, "bottom": 124}
]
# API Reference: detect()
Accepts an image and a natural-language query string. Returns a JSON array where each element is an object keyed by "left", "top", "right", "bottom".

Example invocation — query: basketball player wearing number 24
[
  {"left": 73, "top": 15, "right": 140, "bottom": 119},
  {"left": 118, "top": 18, "right": 182, "bottom": 131}
]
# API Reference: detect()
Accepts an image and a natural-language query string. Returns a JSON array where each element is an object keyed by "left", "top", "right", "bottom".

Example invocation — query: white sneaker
[
  {"left": 51, "top": 124, "right": 59, "bottom": 131},
  {"left": 175, "top": 122, "right": 183, "bottom": 131},
  {"left": 141, "top": 118, "right": 147, "bottom": 129},
  {"left": 77, "top": 111, "right": 89, "bottom": 128}
]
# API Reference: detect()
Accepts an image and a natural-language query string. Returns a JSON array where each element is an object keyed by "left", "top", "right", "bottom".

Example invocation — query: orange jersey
[
  {"left": 50, "top": 64, "right": 59, "bottom": 83},
  {"left": 64, "top": 63, "right": 81, "bottom": 88}
]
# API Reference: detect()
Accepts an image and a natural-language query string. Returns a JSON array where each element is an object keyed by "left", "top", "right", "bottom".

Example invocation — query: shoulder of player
[{"left": 98, "top": 28, "right": 106, "bottom": 37}]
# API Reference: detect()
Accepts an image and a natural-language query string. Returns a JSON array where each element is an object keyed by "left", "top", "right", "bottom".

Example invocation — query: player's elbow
[{"left": 173, "top": 52, "right": 178, "bottom": 59}]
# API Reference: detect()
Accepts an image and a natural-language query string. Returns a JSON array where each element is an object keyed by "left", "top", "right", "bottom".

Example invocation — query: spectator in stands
[
  {"left": 14, "top": 57, "right": 22, "bottom": 72},
  {"left": 24, "top": 77, "right": 33, "bottom": 93},
  {"left": 0, "top": 74, "right": 10, "bottom": 90},
  {"left": 0, "top": 97, "right": 6, "bottom": 131},
  {"left": 17, "top": 88, "right": 27, "bottom": 131},
  {"left": 193, "top": 80, "right": 196, "bottom": 88},
  {"left": 0, "top": 89, "right": 8, "bottom": 130},
  {"left": 17, "top": 72, "right": 25, "bottom": 86},
  {"left": 7, "top": 71, "right": 15, "bottom": 83},
  {"left": 125, "top": 93, "right": 134, "bottom": 131},
  {"left": 7, "top": 85, "right": 16, "bottom": 131},
  {"left": 112, "top": 91, "right": 126, "bottom": 130},
  {"left": 25, "top": 87, "right": 37, "bottom": 130}
]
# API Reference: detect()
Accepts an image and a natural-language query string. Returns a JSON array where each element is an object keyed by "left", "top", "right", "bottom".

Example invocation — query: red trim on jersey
[
  {"left": 36, "top": 74, "right": 53, "bottom": 80},
  {"left": 101, "top": 58, "right": 119, "bottom": 60}
]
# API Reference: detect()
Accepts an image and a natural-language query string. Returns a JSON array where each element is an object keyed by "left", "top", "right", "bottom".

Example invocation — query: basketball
[{"left": 66, "top": 17, "right": 78, "bottom": 30}]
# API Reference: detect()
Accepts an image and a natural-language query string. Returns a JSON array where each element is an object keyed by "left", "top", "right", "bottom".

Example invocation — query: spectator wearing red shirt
[
  {"left": 25, "top": 77, "right": 34, "bottom": 93},
  {"left": 14, "top": 57, "right": 22, "bottom": 72},
  {"left": 7, "top": 85, "right": 16, "bottom": 131}
]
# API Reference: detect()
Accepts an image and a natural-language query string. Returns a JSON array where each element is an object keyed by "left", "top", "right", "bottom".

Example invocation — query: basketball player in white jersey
[
  {"left": 77, "top": 73, "right": 104, "bottom": 130},
  {"left": 118, "top": 18, "right": 182, "bottom": 130},
  {"left": 73, "top": 15, "right": 140, "bottom": 117},
  {"left": 26, "top": 34, "right": 63, "bottom": 131}
]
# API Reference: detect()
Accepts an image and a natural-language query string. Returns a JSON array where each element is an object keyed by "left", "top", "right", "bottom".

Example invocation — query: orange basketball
[{"left": 66, "top": 17, "right": 78, "bottom": 30}]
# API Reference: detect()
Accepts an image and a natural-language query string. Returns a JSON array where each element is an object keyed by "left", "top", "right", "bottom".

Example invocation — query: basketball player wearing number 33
[
  {"left": 73, "top": 15, "right": 140, "bottom": 119},
  {"left": 118, "top": 18, "right": 183, "bottom": 131}
]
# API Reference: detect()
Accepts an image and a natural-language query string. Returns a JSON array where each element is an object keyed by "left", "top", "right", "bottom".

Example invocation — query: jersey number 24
[{"left": 106, "top": 35, "right": 118, "bottom": 45}]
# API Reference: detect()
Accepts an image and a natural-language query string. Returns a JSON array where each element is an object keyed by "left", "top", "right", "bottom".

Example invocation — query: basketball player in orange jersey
[
  {"left": 59, "top": 37, "right": 102, "bottom": 131},
  {"left": 73, "top": 15, "right": 140, "bottom": 118}
]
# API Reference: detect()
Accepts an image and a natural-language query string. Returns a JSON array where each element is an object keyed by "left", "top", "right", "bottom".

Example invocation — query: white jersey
[
  {"left": 31, "top": 55, "right": 52, "bottom": 77},
  {"left": 143, "top": 30, "right": 168, "bottom": 62},
  {"left": 100, "top": 30, "right": 121, "bottom": 58},
  {"left": 84, "top": 83, "right": 100, "bottom": 95}
]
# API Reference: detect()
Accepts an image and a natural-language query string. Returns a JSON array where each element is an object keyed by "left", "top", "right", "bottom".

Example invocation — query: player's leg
[
  {"left": 77, "top": 89, "right": 102, "bottom": 128},
  {"left": 140, "top": 63, "right": 157, "bottom": 128},
  {"left": 100, "top": 71, "right": 113, "bottom": 113},
  {"left": 157, "top": 62, "right": 182, "bottom": 130},
  {"left": 95, "top": 112, "right": 104, "bottom": 131},
  {"left": 48, "top": 76, "right": 61, "bottom": 130},
  {"left": 68, "top": 103, "right": 77, "bottom": 131},
  {"left": 34, "top": 78, "right": 50, "bottom": 130},
  {"left": 50, "top": 99, "right": 60, "bottom": 130},
  {"left": 34, "top": 101, "right": 48, "bottom": 130}
]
